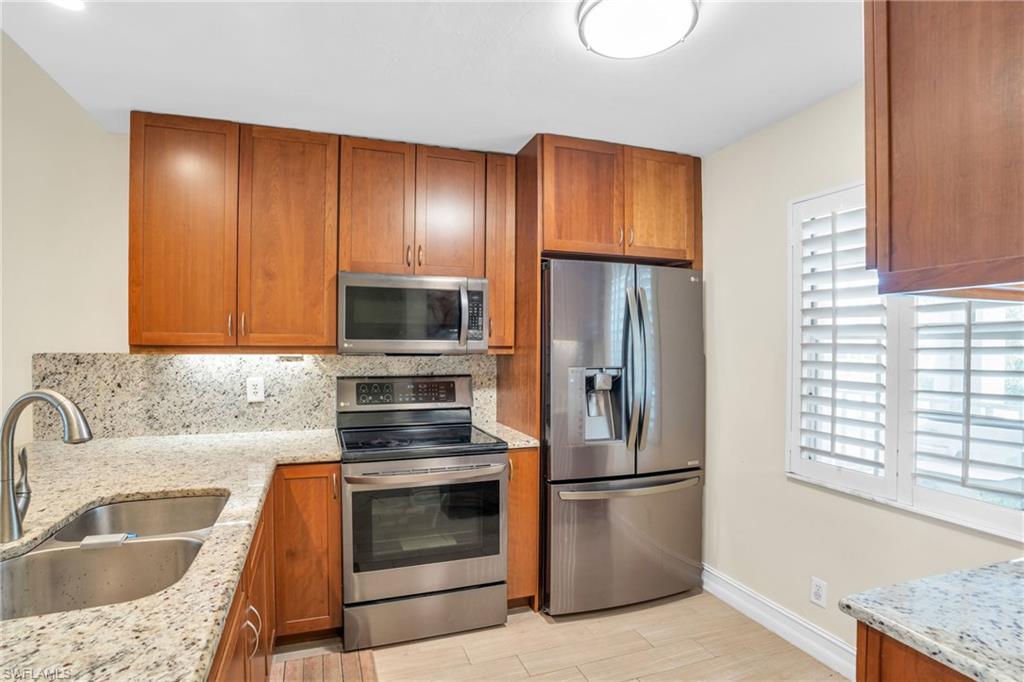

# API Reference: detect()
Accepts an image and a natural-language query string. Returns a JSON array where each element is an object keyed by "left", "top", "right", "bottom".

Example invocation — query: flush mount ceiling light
[
  {"left": 578, "top": 0, "right": 699, "bottom": 60},
  {"left": 49, "top": 0, "right": 86, "bottom": 10}
]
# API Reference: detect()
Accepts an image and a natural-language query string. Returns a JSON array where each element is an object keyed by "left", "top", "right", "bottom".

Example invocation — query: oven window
[
  {"left": 345, "top": 287, "right": 461, "bottom": 341},
  {"left": 351, "top": 481, "right": 500, "bottom": 573}
]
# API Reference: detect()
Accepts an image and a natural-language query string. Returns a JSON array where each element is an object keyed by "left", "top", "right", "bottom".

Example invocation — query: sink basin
[
  {"left": 1, "top": 536, "right": 202, "bottom": 620},
  {"left": 53, "top": 494, "right": 228, "bottom": 542}
]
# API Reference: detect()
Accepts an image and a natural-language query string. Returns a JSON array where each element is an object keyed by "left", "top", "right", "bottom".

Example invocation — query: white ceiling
[{"left": 2, "top": 0, "right": 863, "bottom": 155}]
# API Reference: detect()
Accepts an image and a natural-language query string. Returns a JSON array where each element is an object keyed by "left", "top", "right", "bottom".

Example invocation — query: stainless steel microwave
[{"left": 338, "top": 272, "right": 488, "bottom": 354}]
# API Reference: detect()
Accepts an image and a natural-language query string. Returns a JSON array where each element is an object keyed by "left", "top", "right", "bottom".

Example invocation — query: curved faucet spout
[{"left": 1, "top": 389, "right": 92, "bottom": 543}]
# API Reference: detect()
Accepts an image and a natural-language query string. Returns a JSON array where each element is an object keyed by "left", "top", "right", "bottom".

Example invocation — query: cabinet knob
[
  {"left": 240, "top": 313, "right": 246, "bottom": 337},
  {"left": 618, "top": 228, "right": 624, "bottom": 246},
  {"left": 417, "top": 245, "right": 424, "bottom": 267},
  {"left": 629, "top": 228, "right": 635, "bottom": 246},
  {"left": 227, "top": 313, "right": 233, "bottom": 337},
  {"left": 489, "top": 317, "right": 493, "bottom": 339},
  {"left": 406, "top": 245, "right": 412, "bottom": 267}
]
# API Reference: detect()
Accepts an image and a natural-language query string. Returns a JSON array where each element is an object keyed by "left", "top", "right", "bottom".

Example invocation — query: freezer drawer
[{"left": 546, "top": 472, "right": 702, "bottom": 616}]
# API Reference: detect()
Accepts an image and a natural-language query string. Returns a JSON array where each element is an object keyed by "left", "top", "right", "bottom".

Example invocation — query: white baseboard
[{"left": 701, "top": 566, "right": 855, "bottom": 680}]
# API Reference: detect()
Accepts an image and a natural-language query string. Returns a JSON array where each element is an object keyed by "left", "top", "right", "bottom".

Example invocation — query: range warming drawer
[{"left": 546, "top": 471, "right": 703, "bottom": 616}]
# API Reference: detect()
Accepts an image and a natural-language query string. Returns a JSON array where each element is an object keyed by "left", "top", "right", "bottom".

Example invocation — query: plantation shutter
[
  {"left": 797, "top": 202, "right": 889, "bottom": 476},
  {"left": 912, "top": 298, "right": 1024, "bottom": 510}
]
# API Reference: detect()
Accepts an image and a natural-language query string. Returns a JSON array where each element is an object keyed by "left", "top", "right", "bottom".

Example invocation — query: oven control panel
[
  {"left": 355, "top": 380, "right": 456, "bottom": 406},
  {"left": 467, "top": 290, "right": 485, "bottom": 341}
]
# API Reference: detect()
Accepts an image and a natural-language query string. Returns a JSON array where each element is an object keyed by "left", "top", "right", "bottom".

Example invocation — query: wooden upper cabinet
[
  {"left": 238, "top": 126, "right": 339, "bottom": 347},
  {"left": 486, "top": 153, "right": 516, "bottom": 351},
  {"left": 624, "top": 147, "right": 697, "bottom": 261},
  {"left": 340, "top": 137, "right": 416, "bottom": 275},
  {"left": 273, "top": 463, "right": 342, "bottom": 636},
  {"left": 866, "top": 0, "right": 1024, "bottom": 293},
  {"left": 129, "top": 112, "right": 239, "bottom": 346},
  {"left": 415, "top": 145, "right": 486, "bottom": 277},
  {"left": 541, "top": 135, "right": 624, "bottom": 256}
]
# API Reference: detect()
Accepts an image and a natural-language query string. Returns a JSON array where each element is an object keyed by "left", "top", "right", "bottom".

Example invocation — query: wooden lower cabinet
[
  {"left": 507, "top": 447, "right": 540, "bottom": 610},
  {"left": 856, "top": 622, "right": 969, "bottom": 682},
  {"left": 210, "top": 489, "right": 273, "bottom": 682},
  {"left": 273, "top": 463, "right": 343, "bottom": 636}
]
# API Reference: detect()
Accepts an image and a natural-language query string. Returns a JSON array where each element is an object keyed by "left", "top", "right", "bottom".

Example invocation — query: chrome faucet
[{"left": 1, "top": 390, "right": 92, "bottom": 543}]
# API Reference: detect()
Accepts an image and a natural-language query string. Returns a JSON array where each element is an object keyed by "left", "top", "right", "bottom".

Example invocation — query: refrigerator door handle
[
  {"left": 625, "top": 286, "right": 643, "bottom": 450},
  {"left": 637, "top": 285, "right": 652, "bottom": 451},
  {"left": 558, "top": 477, "right": 699, "bottom": 500}
]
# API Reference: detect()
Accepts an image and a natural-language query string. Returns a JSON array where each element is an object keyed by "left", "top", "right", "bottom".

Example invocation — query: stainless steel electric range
[{"left": 336, "top": 375, "right": 509, "bottom": 650}]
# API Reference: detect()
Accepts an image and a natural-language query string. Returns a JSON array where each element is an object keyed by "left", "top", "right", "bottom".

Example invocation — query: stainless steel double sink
[{"left": 1, "top": 495, "right": 228, "bottom": 620}]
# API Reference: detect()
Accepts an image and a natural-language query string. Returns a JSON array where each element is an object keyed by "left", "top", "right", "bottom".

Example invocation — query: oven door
[
  {"left": 339, "top": 272, "right": 470, "bottom": 354},
  {"left": 342, "top": 452, "right": 508, "bottom": 604}
]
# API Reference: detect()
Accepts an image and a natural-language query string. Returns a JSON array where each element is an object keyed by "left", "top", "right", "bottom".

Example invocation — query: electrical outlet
[
  {"left": 810, "top": 577, "right": 827, "bottom": 608},
  {"left": 246, "top": 376, "right": 265, "bottom": 403}
]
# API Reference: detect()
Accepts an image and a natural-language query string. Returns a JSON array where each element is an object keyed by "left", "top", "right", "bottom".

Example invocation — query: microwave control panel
[
  {"left": 355, "top": 380, "right": 456, "bottom": 406},
  {"left": 468, "top": 290, "right": 484, "bottom": 341}
]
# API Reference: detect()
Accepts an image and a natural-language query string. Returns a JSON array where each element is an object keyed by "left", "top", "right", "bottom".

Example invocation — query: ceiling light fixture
[
  {"left": 49, "top": 0, "right": 85, "bottom": 10},
  {"left": 578, "top": 0, "right": 699, "bottom": 60}
]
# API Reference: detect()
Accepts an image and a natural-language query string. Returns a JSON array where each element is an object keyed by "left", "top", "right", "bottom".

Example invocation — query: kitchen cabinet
[
  {"left": 210, "top": 488, "right": 273, "bottom": 682},
  {"left": 339, "top": 136, "right": 416, "bottom": 275},
  {"left": 414, "top": 145, "right": 486, "bottom": 277},
  {"left": 238, "top": 126, "right": 339, "bottom": 348},
  {"left": 624, "top": 147, "right": 699, "bottom": 262},
  {"left": 507, "top": 447, "right": 540, "bottom": 610},
  {"left": 209, "top": 586, "right": 251, "bottom": 682},
  {"left": 486, "top": 153, "right": 516, "bottom": 352},
  {"left": 856, "top": 622, "right": 969, "bottom": 682},
  {"left": 865, "top": 0, "right": 1024, "bottom": 294},
  {"left": 273, "top": 463, "right": 342, "bottom": 636},
  {"left": 537, "top": 134, "right": 701, "bottom": 264},
  {"left": 129, "top": 112, "right": 239, "bottom": 347},
  {"left": 245, "top": 487, "right": 274, "bottom": 682},
  {"left": 541, "top": 135, "right": 624, "bottom": 256},
  {"left": 340, "top": 140, "right": 486, "bottom": 278}
]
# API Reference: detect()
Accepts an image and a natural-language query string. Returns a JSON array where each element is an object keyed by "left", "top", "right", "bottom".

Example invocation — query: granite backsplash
[{"left": 31, "top": 353, "right": 496, "bottom": 439}]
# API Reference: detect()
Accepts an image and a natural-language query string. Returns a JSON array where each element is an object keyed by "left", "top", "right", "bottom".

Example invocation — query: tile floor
[{"left": 271, "top": 593, "right": 843, "bottom": 681}]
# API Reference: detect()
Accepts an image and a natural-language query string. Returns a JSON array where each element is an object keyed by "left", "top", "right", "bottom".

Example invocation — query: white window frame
[{"left": 785, "top": 183, "right": 1024, "bottom": 542}]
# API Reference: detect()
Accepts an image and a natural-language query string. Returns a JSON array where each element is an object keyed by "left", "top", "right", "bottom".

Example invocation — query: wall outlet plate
[
  {"left": 246, "top": 376, "right": 265, "bottom": 403},
  {"left": 810, "top": 576, "right": 827, "bottom": 608}
]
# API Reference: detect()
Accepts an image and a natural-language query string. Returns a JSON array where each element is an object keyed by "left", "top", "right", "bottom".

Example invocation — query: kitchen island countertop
[{"left": 839, "top": 559, "right": 1024, "bottom": 682}]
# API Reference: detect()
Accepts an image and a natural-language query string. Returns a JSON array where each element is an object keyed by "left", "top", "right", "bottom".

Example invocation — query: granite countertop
[
  {"left": 0, "top": 420, "right": 534, "bottom": 681},
  {"left": 0, "top": 429, "right": 340, "bottom": 681},
  {"left": 839, "top": 560, "right": 1024, "bottom": 682},
  {"left": 474, "top": 421, "right": 539, "bottom": 449}
]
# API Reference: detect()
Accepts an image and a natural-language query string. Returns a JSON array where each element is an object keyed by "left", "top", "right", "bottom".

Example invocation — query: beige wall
[
  {"left": 1, "top": 34, "right": 129, "bottom": 440},
  {"left": 701, "top": 83, "right": 1022, "bottom": 645}
]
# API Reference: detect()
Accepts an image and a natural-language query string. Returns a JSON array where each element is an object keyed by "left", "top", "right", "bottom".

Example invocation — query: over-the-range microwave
[{"left": 338, "top": 272, "right": 488, "bottom": 354}]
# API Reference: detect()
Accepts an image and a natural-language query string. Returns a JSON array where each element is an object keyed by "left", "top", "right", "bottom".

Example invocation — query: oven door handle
[{"left": 344, "top": 463, "right": 506, "bottom": 486}]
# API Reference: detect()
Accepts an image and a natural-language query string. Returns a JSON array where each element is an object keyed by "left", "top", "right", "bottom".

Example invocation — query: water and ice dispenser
[{"left": 567, "top": 367, "right": 624, "bottom": 443}]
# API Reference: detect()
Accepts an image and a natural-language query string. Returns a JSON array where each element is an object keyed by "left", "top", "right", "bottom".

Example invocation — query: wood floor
[{"left": 271, "top": 593, "right": 843, "bottom": 681}]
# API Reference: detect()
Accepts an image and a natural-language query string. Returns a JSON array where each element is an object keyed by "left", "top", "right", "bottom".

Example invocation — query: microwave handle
[{"left": 459, "top": 284, "right": 469, "bottom": 347}]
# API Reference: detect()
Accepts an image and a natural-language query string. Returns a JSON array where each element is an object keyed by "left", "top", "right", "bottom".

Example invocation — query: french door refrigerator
[{"left": 543, "top": 258, "right": 705, "bottom": 615}]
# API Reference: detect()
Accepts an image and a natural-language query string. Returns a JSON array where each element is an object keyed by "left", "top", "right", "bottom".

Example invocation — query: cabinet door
[
  {"left": 486, "top": 153, "right": 516, "bottom": 351},
  {"left": 340, "top": 137, "right": 415, "bottom": 275},
  {"left": 245, "top": 497, "right": 272, "bottom": 682},
  {"left": 238, "top": 126, "right": 338, "bottom": 348},
  {"left": 507, "top": 447, "right": 540, "bottom": 608},
  {"left": 624, "top": 147, "right": 697, "bottom": 261},
  {"left": 541, "top": 135, "right": 624, "bottom": 256},
  {"left": 415, "top": 146, "right": 486, "bottom": 277},
  {"left": 273, "top": 463, "right": 342, "bottom": 636},
  {"left": 209, "top": 586, "right": 251, "bottom": 682},
  {"left": 129, "top": 112, "right": 238, "bottom": 346},
  {"left": 866, "top": 0, "right": 1024, "bottom": 292}
]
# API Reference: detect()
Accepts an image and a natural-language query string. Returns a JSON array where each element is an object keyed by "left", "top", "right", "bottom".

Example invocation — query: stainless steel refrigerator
[{"left": 543, "top": 258, "right": 705, "bottom": 615}]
